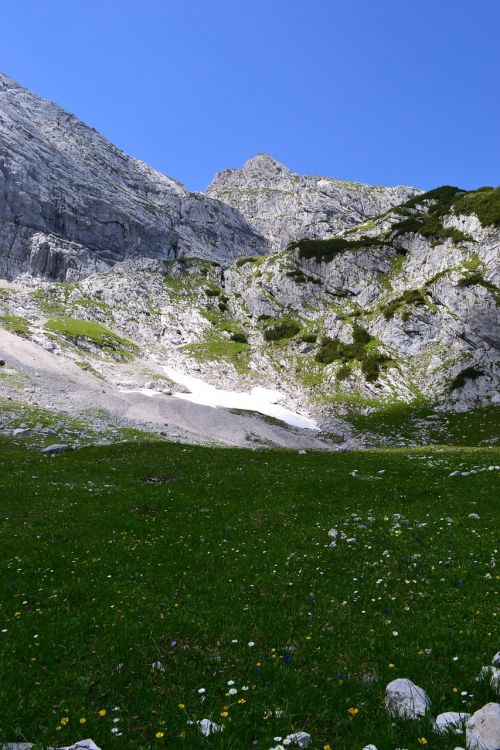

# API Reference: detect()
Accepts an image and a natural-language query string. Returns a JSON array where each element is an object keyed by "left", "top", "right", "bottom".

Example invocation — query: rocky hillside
[
  {"left": 207, "top": 153, "right": 419, "bottom": 249},
  {"left": 0, "top": 73, "right": 498, "bottom": 448},
  {"left": 0, "top": 72, "right": 269, "bottom": 281}
]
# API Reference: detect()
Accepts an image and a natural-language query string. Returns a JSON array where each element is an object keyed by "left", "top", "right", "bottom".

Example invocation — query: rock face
[
  {"left": 207, "top": 153, "right": 420, "bottom": 249},
  {"left": 0, "top": 72, "right": 268, "bottom": 280}
]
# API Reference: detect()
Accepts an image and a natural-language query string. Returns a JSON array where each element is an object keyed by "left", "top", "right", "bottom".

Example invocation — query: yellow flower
[
  {"left": 388, "top": 662, "right": 395, "bottom": 668},
  {"left": 417, "top": 738, "right": 428, "bottom": 745},
  {"left": 98, "top": 709, "right": 107, "bottom": 717},
  {"left": 347, "top": 707, "right": 359, "bottom": 716},
  {"left": 155, "top": 731, "right": 165, "bottom": 739},
  {"left": 60, "top": 717, "right": 69, "bottom": 726},
  {"left": 238, "top": 698, "right": 246, "bottom": 704},
  {"left": 220, "top": 710, "right": 229, "bottom": 717},
  {"left": 178, "top": 703, "right": 185, "bottom": 710},
  {"left": 323, "top": 745, "right": 332, "bottom": 750},
  {"left": 79, "top": 718, "right": 86, "bottom": 725},
  {"left": 55, "top": 725, "right": 62, "bottom": 732}
]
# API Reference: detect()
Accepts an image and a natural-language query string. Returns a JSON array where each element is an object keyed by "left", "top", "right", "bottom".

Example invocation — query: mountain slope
[
  {"left": 0, "top": 72, "right": 269, "bottom": 280},
  {"left": 207, "top": 153, "right": 420, "bottom": 249}
]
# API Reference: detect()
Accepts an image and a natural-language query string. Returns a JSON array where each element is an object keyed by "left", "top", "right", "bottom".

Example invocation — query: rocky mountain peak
[{"left": 0, "top": 71, "right": 268, "bottom": 280}]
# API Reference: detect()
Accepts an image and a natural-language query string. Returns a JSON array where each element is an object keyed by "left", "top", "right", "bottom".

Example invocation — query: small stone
[
  {"left": 449, "top": 470, "right": 462, "bottom": 477},
  {"left": 198, "top": 719, "right": 221, "bottom": 737},
  {"left": 434, "top": 711, "right": 470, "bottom": 735},
  {"left": 466, "top": 702, "right": 500, "bottom": 749},
  {"left": 362, "top": 745, "right": 378, "bottom": 750},
  {"left": 287, "top": 731, "right": 311, "bottom": 748},
  {"left": 385, "top": 677, "right": 431, "bottom": 719},
  {"left": 42, "top": 444, "right": 71, "bottom": 455},
  {"left": 468, "top": 513, "right": 480, "bottom": 520}
]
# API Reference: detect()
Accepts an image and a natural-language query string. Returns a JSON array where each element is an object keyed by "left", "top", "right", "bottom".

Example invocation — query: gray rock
[
  {"left": 198, "top": 719, "right": 221, "bottom": 736},
  {"left": 0, "top": 72, "right": 268, "bottom": 281},
  {"left": 434, "top": 712, "right": 470, "bottom": 735},
  {"left": 42, "top": 443, "right": 72, "bottom": 455},
  {"left": 466, "top": 703, "right": 500, "bottom": 749},
  {"left": 207, "top": 153, "right": 419, "bottom": 250},
  {"left": 385, "top": 677, "right": 431, "bottom": 719},
  {"left": 287, "top": 732, "right": 311, "bottom": 748}
]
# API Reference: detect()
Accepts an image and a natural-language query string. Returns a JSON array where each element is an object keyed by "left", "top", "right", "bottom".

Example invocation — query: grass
[
  {"left": 181, "top": 339, "right": 251, "bottom": 374},
  {"left": 44, "top": 317, "right": 138, "bottom": 360},
  {"left": 0, "top": 438, "right": 498, "bottom": 750},
  {"left": 0, "top": 314, "right": 30, "bottom": 337},
  {"left": 345, "top": 403, "right": 499, "bottom": 447}
]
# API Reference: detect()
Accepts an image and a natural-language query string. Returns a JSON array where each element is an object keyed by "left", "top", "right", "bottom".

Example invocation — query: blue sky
[{"left": 2, "top": 0, "right": 499, "bottom": 191}]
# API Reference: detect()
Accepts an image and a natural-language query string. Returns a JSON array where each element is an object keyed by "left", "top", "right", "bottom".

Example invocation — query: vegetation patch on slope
[
  {"left": 315, "top": 324, "right": 392, "bottom": 382},
  {"left": 0, "top": 314, "right": 30, "bottom": 337},
  {"left": 44, "top": 317, "right": 137, "bottom": 359},
  {"left": 290, "top": 236, "right": 390, "bottom": 263}
]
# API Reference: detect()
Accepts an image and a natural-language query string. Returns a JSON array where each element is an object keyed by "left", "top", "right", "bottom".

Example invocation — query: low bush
[{"left": 263, "top": 319, "right": 302, "bottom": 342}]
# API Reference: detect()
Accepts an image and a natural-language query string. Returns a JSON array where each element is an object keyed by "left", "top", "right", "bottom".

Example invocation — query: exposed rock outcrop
[
  {"left": 207, "top": 153, "right": 420, "bottom": 249},
  {"left": 0, "top": 72, "right": 268, "bottom": 280}
]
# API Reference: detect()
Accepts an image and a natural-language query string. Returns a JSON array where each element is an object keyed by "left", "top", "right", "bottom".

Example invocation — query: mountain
[
  {"left": 0, "top": 73, "right": 499, "bottom": 449},
  {"left": 207, "top": 153, "right": 419, "bottom": 249},
  {"left": 0, "top": 72, "right": 268, "bottom": 280}
]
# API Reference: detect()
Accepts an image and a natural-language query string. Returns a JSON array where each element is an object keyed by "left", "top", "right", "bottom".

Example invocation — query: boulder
[
  {"left": 466, "top": 703, "right": 500, "bottom": 749},
  {"left": 42, "top": 444, "right": 72, "bottom": 456},
  {"left": 385, "top": 677, "right": 431, "bottom": 719}
]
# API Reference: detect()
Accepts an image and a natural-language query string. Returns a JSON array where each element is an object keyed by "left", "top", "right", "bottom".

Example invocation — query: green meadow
[{"left": 0, "top": 438, "right": 498, "bottom": 749}]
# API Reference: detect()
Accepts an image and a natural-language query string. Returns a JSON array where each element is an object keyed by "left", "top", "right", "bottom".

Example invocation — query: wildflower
[
  {"left": 198, "top": 688, "right": 206, "bottom": 694},
  {"left": 178, "top": 703, "right": 185, "bottom": 710},
  {"left": 388, "top": 662, "right": 395, "bottom": 668},
  {"left": 248, "top": 641, "right": 255, "bottom": 647},
  {"left": 347, "top": 707, "right": 359, "bottom": 716},
  {"left": 228, "top": 688, "right": 237, "bottom": 695},
  {"left": 60, "top": 717, "right": 69, "bottom": 726},
  {"left": 79, "top": 718, "right": 86, "bottom": 725},
  {"left": 323, "top": 746, "right": 332, "bottom": 750},
  {"left": 155, "top": 731, "right": 165, "bottom": 738},
  {"left": 417, "top": 738, "right": 428, "bottom": 745},
  {"left": 220, "top": 710, "right": 229, "bottom": 717},
  {"left": 98, "top": 709, "right": 107, "bottom": 717},
  {"left": 238, "top": 698, "right": 246, "bottom": 704}
]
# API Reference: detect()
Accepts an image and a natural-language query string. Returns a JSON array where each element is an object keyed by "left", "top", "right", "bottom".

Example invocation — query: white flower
[
  {"left": 248, "top": 641, "right": 255, "bottom": 647},
  {"left": 227, "top": 680, "right": 235, "bottom": 685},
  {"left": 198, "top": 687, "right": 206, "bottom": 694}
]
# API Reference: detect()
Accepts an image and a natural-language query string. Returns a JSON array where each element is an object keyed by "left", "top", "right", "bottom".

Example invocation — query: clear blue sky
[{"left": 2, "top": 0, "right": 499, "bottom": 191}]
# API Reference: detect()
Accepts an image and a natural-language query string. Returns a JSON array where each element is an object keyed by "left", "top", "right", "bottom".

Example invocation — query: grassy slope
[{"left": 0, "top": 440, "right": 498, "bottom": 749}]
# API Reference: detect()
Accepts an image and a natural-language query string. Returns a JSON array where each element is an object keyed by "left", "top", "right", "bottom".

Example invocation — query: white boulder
[
  {"left": 466, "top": 703, "right": 500, "bottom": 749},
  {"left": 198, "top": 719, "right": 221, "bottom": 737},
  {"left": 385, "top": 677, "right": 431, "bottom": 719}
]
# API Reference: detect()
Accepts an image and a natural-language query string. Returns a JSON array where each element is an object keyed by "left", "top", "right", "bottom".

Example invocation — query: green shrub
[
  {"left": 448, "top": 366, "right": 484, "bottom": 392},
  {"left": 235, "top": 256, "right": 260, "bottom": 267},
  {"left": 336, "top": 363, "right": 351, "bottom": 381},
  {"left": 392, "top": 186, "right": 472, "bottom": 243},
  {"left": 452, "top": 186, "right": 500, "bottom": 227},
  {"left": 230, "top": 331, "right": 248, "bottom": 344},
  {"left": 382, "top": 289, "right": 427, "bottom": 319},
  {"left": 301, "top": 333, "right": 317, "bottom": 344},
  {"left": 457, "top": 272, "right": 498, "bottom": 293},
  {"left": 205, "top": 287, "right": 221, "bottom": 297},
  {"left": 291, "top": 236, "right": 388, "bottom": 263},
  {"left": 263, "top": 319, "right": 302, "bottom": 342}
]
